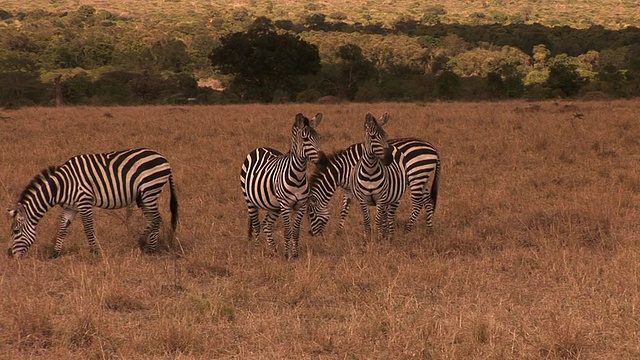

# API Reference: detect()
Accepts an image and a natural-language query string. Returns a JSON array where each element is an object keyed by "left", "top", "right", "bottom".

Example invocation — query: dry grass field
[{"left": 0, "top": 100, "right": 639, "bottom": 359}]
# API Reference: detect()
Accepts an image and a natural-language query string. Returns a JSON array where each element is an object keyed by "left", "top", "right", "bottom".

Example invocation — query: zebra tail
[
  {"left": 169, "top": 174, "right": 179, "bottom": 231},
  {"left": 430, "top": 158, "right": 441, "bottom": 212}
]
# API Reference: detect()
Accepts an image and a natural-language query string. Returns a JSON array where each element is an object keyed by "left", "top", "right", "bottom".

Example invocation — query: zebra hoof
[
  {"left": 50, "top": 251, "right": 61, "bottom": 259},
  {"left": 141, "top": 246, "right": 156, "bottom": 255}
]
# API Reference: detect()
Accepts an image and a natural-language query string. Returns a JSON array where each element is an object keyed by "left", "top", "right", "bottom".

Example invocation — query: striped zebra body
[
  {"left": 350, "top": 113, "right": 407, "bottom": 242},
  {"left": 308, "top": 138, "right": 440, "bottom": 236},
  {"left": 240, "top": 113, "right": 324, "bottom": 259},
  {"left": 8, "top": 148, "right": 178, "bottom": 258}
]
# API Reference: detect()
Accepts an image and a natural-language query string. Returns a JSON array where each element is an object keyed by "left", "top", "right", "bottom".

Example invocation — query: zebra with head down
[{"left": 8, "top": 148, "right": 178, "bottom": 258}]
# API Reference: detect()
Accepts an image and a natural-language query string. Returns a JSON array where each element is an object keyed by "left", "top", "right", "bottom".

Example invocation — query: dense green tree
[
  {"left": 165, "top": 73, "right": 199, "bottom": 99},
  {"left": 333, "top": 43, "right": 376, "bottom": 100},
  {"left": 208, "top": 24, "right": 320, "bottom": 102},
  {"left": 152, "top": 39, "right": 191, "bottom": 73},
  {"left": 61, "top": 72, "right": 94, "bottom": 104},
  {"left": 94, "top": 71, "right": 138, "bottom": 105},
  {"left": 546, "top": 63, "right": 586, "bottom": 97},
  {"left": 0, "top": 71, "right": 49, "bottom": 107},
  {"left": 598, "top": 64, "right": 629, "bottom": 97},
  {"left": 80, "top": 38, "right": 114, "bottom": 68},
  {"left": 437, "top": 70, "right": 461, "bottom": 99}
]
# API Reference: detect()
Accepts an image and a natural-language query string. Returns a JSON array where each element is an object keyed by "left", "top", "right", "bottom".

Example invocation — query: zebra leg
[
  {"left": 247, "top": 204, "right": 262, "bottom": 245},
  {"left": 359, "top": 203, "right": 372, "bottom": 244},
  {"left": 375, "top": 204, "right": 388, "bottom": 241},
  {"left": 338, "top": 194, "right": 352, "bottom": 232},
  {"left": 78, "top": 207, "right": 101, "bottom": 255},
  {"left": 262, "top": 211, "right": 279, "bottom": 255},
  {"left": 140, "top": 202, "right": 162, "bottom": 254},
  {"left": 280, "top": 208, "right": 293, "bottom": 259},
  {"left": 423, "top": 192, "right": 435, "bottom": 228},
  {"left": 52, "top": 208, "right": 77, "bottom": 258},
  {"left": 387, "top": 201, "right": 401, "bottom": 241},
  {"left": 404, "top": 192, "right": 424, "bottom": 233},
  {"left": 290, "top": 208, "right": 305, "bottom": 259}
]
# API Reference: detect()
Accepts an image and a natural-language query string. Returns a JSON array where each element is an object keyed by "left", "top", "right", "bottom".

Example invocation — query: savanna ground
[{"left": 0, "top": 100, "right": 639, "bottom": 359}]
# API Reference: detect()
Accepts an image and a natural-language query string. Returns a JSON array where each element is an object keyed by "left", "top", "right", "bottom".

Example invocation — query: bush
[
  {"left": 0, "top": 71, "right": 49, "bottom": 107},
  {"left": 62, "top": 72, "right": 94, "bottom": 104}
]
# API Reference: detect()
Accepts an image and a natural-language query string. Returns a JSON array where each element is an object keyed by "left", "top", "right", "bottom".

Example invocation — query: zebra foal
[
  {"left": 240, "top": 113, "right": 325, "bottom": 259},
  {"left": 7, "top": 148, "right": 178, "bottom": 258},
  {"left": 349, "top": 113, "right": 407, "bottom": 242}
]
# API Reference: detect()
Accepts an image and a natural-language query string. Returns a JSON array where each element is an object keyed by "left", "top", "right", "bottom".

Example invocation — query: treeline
[{"left": 1, "top": 5, "right": 640, "bottom": 107}]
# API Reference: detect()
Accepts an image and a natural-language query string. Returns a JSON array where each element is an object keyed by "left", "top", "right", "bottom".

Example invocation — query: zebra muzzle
[
  {"left": 315, "top": 151, "right": 328, "bottom": 168},
  {"left": 381, "top": 148, "right": 393, "bottom": 166}
]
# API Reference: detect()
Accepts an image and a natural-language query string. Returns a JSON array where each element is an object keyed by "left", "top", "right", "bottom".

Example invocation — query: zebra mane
[
  {"left": 18, "top": 166, "right": 59, "bottom": 204},
  {"left": 309, "top": 146, "right": 352, "bottom": 187}
]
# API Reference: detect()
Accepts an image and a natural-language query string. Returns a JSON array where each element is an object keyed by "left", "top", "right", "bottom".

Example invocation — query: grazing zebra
[
  {"left": 7, "top": 148, "right": 178, "bottom": 258},
  {"left": 308, "top": 138, "right": 440, "bottom": 236},
  {"left": 349, "top": 112, "right": 407, "bottom": 242},
  {"left": 240, "top": 113, "right": 325, "bottom": 259}
]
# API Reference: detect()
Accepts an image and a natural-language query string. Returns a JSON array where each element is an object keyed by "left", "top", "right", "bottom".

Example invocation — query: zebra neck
[
  {"left": 310, "top": 173, "right": 336, "bottom": 207},
  {"left": 21, "top": 195, "right": 56, "bottom": 225},
  {"left": 362, "top": 152, "right": 380, "bottom": 169},
  {"left": 288, "top": 152, "right": 308, "bottom": 175}
]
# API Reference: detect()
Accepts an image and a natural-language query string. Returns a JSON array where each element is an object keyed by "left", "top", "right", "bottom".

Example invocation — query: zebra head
[
  {"left": 293, "top": 112, "right": 327, "bottom": 166},
  {"left": 7, "top": 203, "right": 36, "bottom": 258},
  {"left": 364, "top": 112, "right": 393, "bottom": 166},
  {"left": 307, "top": 192, "right": 329, "bottom": 236}
]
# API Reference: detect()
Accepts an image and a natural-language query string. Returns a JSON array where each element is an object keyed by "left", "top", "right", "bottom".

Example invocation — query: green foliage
[
  {"left": 62, "top": 72, "right": 94, "bottom": 104},
  {"left": 1, "top": 2, "right": 640, "bottom": 105},
  {"left": 546, "top": 63, "right": 587, "bottom": 97},
  {"left": 319, "top": 43, "right": 376, "bottom": 101},
  {"left": 208, "top": 25, "right": 320, "bottom": 102},
  {"left": 93, "top": 71, "right": 137, "bottom": 105},
  {"left": 437, "top": 70, "right": 461, "bottom": 99},
  {"left": 0, "top": 71, "right": 49, "bottom": 107},
  {"left": 152, "top": 39, "right": 191, "bottom": 73}
]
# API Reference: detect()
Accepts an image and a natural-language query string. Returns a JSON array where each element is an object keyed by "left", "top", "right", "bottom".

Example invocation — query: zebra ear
[
  {"left": 379, "top": 113, "right": 391, "bottom": 126},
  {"left": 294, "top": 113, "right": 305, "bottom": 127},
  {"left": 310, "top": 113, "right": 322, "bottom": 128},
  {"left": 7, "top": 208, "right": 16, "bottom": 218},
  {"left": 13, "top": 203, "right": 26, "bottom": 221},
  {"left": 365, "top": 113, "right": 376, "bottom": 127}
]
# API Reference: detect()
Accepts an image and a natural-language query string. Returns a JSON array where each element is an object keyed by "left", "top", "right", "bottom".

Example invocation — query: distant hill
[{"left": 2, "top": 0, "right": 639, "bottom": 30}]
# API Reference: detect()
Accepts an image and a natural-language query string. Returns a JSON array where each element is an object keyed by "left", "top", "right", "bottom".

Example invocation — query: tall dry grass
[{"left": 0, "top": 100, "right": 639, "bottom": 359}]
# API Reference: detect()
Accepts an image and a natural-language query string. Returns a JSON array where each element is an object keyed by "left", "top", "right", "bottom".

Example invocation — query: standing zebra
[
  {"left": 7, "top": 148, "right": 178, "bottom": 258},
  {"left": 349, "top": 113, "right": 407, "bottom": 242},
  {"left": 308, "top": 138, "right": 440, "bottom": 236},
  {"left": 240, "top": 113, "right": 325, "bottom": 259}
]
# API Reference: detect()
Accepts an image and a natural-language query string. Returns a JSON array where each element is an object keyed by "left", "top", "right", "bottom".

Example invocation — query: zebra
[
  {"left": 240, "top": 113, "right": 326, "bottom": 259},
  {"left": 308, "top": 137, "right": 440, "bottom": 236},
  {"left": 7, "top": 148, "right": 178, "bottom": 258},
  {"left": 348, "top": 112, "right": 408, "bottom": 242}
]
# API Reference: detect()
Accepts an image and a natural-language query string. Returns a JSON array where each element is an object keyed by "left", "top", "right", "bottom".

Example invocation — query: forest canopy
[{"left": 1, "top": 1, "right": 640, "bottom": 106}]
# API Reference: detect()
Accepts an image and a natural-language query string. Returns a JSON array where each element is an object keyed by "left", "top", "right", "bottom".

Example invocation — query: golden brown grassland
[{"left": 0, "top": 100, "right": 639, "bottom": 359}]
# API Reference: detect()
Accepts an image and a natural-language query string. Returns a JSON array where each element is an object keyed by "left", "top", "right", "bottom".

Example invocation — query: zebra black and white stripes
[
  {"left": 349, "top": 113, "right": 407, "bottom": 242},
  {"left": 7, "top": 148, "right": 178, "bottom": 258},
  {"left": 308, "top": 137, "right": 440, "bottom": 236},
  {"left": 240, "top": 113, "right": 325, "bottom": 259}
]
